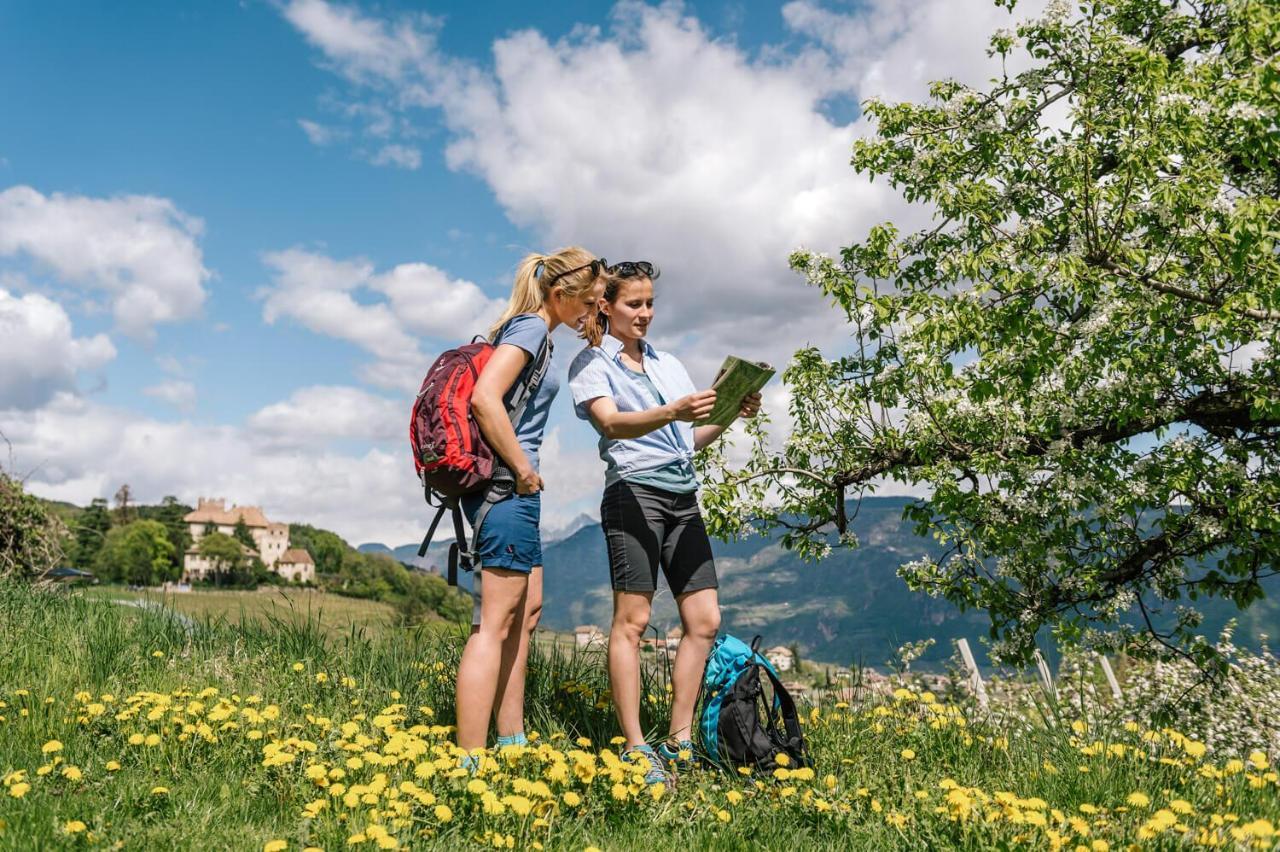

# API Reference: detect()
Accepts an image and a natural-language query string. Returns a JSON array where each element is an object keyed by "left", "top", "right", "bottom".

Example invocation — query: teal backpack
[{"left": 696, "top": 634, "right": 811, "bottom": 771}]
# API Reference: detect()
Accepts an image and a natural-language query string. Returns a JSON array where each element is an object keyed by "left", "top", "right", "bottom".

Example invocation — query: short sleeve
[
  {"left": 568, "top": 348, "right": 612, "bottom": 421},
  {"left": 494, "top": 314, "right": 548, "bottom": 360}
]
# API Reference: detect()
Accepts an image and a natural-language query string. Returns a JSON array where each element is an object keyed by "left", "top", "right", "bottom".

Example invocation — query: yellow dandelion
[
  {"left": 562, "top": 791, "right": 581, "bottom": 807},
  {"left": 292, "top": 662, "right": 305, "bottom": 672},
  {"left": 900, "top": 748, "right": 916, "bottom": 761},
  {"left": 63, "top": 820, "right": 87, "bottom": 834},
  {"left": 42, "top": 740, "right": 63, "bottom": 754},
  {"left": 105, "top": 761, "right": 121, "bottom": 771},
  {"left": 717, "top": 810, "right": 731, "bottom": 823},
  {"left": 151, "top": 786, "right": 169, "bottom": 795},
  {"left": 151, "top": 650, "right": 165, "bottom": 658},
  {"left": 726, "top": 790, "right": 743, "bottom": 805},
  {"left": 1126, "top": 792, "right": 1150, "bottom": 808},
  {"left": 434, "top": 804, "right": 453, "bottom": 822},
  {"left": 264, "top": 841, "right": 287, "bottom": 852},
  {"left": 9, "top": 782, "right": 30, "bottom": 798},
  {"left": 61, "top": 766, "right": 83, "bottom": 781}
]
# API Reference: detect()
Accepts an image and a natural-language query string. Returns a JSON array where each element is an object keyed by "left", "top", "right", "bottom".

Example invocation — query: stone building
[
  {"left": 181, "top": 498, "right": 314, "bottom": 584},
  {"left": 765, "top": 645, "right": 795, "bottom": 672}
]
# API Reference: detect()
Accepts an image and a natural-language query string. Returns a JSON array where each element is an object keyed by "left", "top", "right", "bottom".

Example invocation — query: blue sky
[{"left": 0, "top": 0, "right": 1030, "bottom": 544}]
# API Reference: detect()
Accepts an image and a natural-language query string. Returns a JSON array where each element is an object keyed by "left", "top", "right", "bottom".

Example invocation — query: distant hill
[
  {"left": 182, "top": 493, "right": 1279, "bottom": 670},
  {"left": 543, "top": 513, "right": 598, "bottom": 544},
  {"left": 534, "top": 497, "right": 1280, "bottom": 669}
]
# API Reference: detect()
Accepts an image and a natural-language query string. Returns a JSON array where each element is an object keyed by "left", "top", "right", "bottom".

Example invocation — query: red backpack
[{"left": 409, "top": 324, "right": 551, "bottom": 584}]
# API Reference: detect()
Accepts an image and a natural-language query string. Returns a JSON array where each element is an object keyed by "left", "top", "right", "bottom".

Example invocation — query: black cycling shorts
[{"left": 600, "top": 480, "right": 718, "bottom": 595}]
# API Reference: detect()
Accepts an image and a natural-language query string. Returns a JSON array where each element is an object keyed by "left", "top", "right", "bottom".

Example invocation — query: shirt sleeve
[
  {"left": 494, "top": 314, "right": 548, "bottom": 360},
  {"left": 568, "top": 348, "right": 612, "bottom": 421}
]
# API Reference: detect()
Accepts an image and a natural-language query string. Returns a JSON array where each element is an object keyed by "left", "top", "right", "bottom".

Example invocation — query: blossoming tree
[{"left": 702, "top": 0, "right": 1278, "bottom": 672}]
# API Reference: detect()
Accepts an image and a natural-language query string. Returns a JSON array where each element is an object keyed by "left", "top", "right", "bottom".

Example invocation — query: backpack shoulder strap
[
  {"left": 755, "top": 662, "right": 810, "bottom": 765},
  {"left": 504, "top": 331, "right": 552, "bottom": 426}
]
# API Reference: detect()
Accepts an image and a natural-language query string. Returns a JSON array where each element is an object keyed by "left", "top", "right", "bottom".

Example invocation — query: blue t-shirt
[{"left": 494, "top": 313, "right": 558, "bottom": 471}]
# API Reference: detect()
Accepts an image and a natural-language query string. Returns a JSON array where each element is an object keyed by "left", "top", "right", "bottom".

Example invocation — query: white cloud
[
  {"left": 282, "top": 0, "right": 441, "bottom": 84},
  {"left": 0, "top": 288, "right": 116, "bottom": 409},
  {"left": 4, "top": 393, "right": 426, "bottom": 546},
  {"left": 247, "top": 384, "right": 405, "bottom": 446},
  {"left": 370, "top": 144, "right": 422, "bottom": 170},
  {"left": 156, "top": 354, "right": 186, "bottom": 376},
  {"left": 298, "top": 118, "right": 347, "bottom": 145},
  {"left": 260, "top": 248, "right": 418, "bottom": 362},
  {"left": 0, "top": 185, "right": 210, "bottom": 337},
  {"left": 278, "top": 0, "right": 1045, "bottom": 377},
  {"left": 259, "top": 247, "right": 504, "bottom": 391},
  {"left": 537, "top": 423, "right": 608, "bottom": 530},
  {"left": 142, "top": 380, "right": 196, "bottom": 413},
  {"left": 781, "top": 0, "right": 1041, "bottom": 104}
]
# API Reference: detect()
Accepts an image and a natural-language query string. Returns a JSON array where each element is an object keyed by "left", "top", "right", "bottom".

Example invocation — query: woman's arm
[
  {"left": 692, "top": 391, "right": 763, "bottom": 451},
  {"left": 472, "top": 344, "right": 542, "bottom": 493},
  {"left": 584, "top": 390, "right": 717, "bottom": 440}
]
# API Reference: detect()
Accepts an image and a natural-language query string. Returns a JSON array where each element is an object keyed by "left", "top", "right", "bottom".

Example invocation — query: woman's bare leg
[
  {"left": 455, "top": 567, "right": 529, "bottom": 751},
  {"left": 668, "top": 587, "right": 720, "bottom": 742},
  {"left": 608, "top": 591, "right": 654, "bottom": 749},
  {"left": 493, "top": 565, "right": 542, "bottom": 737}
]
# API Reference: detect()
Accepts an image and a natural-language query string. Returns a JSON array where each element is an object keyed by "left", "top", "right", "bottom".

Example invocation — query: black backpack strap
[
  {"left": 504, "top": 332, "right": 552, "bottom": 426},
  {"left": 417, "top": 502, "right": 449, "bottom": 558},
  {"left": 755, "top": 662, "right": 811, "bottom": 766}
]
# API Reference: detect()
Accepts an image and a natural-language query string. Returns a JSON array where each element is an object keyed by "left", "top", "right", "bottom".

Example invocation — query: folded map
[{"left": 694, "top": 355, "right": 776, "bottom": 428}]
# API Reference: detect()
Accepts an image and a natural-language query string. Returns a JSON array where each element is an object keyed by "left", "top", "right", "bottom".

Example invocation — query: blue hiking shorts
[{"left": 460, "top": 489, "right": 543, "bottom": 573}]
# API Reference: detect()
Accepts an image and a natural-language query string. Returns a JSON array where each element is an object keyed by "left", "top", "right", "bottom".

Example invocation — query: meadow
[
  {"left": 1, "top": 581, "right": 1277, "bottom": 851},
  {"left": 79, "top": 586, "right": 400, "bottom": 640}
]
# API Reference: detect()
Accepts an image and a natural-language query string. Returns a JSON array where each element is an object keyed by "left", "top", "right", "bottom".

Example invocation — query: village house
[
  {"left": 181, "top": 498, "right": 315, "bottom": 584},
  {"left": 574, "top": 625, "right": 605, "bottom": 648},
  {"left": 765, "top": 645, "right": 795, "bottom": 672}
]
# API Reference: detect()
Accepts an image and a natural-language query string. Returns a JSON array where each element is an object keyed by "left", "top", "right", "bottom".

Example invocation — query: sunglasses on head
[
  {"left": 608, "top": 260, "right": 659, "bottom": 280},
  {"left": 539, "top": 257, "right": 660, "bottom": 288},
  {"left": 541, "top": 258, "right": 606, "bottom": 288}
]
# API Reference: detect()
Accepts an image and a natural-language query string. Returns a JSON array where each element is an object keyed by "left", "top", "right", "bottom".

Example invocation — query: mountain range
[{"left": 365, "top": 496, "right": 1280, "bottom": 669}]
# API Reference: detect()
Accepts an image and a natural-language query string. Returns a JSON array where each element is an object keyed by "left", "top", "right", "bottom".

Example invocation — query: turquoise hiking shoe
[
  {"left": 656, "top": 739, "right": 699, "bottom": 772},
  {"left": 625, "top": 744, "right": 674, "bottom": 789}
]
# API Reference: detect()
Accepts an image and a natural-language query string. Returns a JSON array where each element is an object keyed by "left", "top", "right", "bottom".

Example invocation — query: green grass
[
  {"left": 0, "top": 581, "right": 1277, "bottom": 850},
  {"left": 80, "top": 585, "right": 402, "bottom": 639}
]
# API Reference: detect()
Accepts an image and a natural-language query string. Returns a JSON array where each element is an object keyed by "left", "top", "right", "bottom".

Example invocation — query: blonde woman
[{"left": 455, "top": 248, "right": 606, "bottom": 767}]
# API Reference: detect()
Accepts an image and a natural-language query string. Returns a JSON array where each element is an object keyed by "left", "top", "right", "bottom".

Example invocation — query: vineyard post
[{"left": 955, "top": 638, "right": 989, "bottom": 710}]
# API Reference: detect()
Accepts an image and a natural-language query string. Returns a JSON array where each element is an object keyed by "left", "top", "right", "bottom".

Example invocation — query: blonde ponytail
[{"left": 488, "top": 246, "right": 604, "bottom": 340}]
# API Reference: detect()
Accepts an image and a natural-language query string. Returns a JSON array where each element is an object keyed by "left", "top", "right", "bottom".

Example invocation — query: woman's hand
[
  {"left": 515, "top": 465, "right": 544, "bottom": 495},
  {"left": 738, "top": 391, "right": 762, "bottom": 419},
  {"left": 668, "top": 390, "right": 717, "bottom": 422}
]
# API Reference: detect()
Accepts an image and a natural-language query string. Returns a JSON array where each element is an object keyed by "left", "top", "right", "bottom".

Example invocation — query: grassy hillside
[
  {"left": 80, "top": 587, "right": 401, "bottom": 639},
  {"left": 0, "top": 581, "right": 1277, "bottom": 850}
]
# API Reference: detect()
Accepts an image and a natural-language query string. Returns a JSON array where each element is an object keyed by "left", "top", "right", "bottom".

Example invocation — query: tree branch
[
  {"left": 1088, "top": 254, "right": 1280, "bottom": 321},
  {"left": 834, "top": 382, "right": 1279, "bottom": 489}
]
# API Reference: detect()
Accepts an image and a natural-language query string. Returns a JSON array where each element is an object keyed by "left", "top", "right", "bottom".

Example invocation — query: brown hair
[
  {"left": 488, "top": 247, "right": 604, "bottom": 341},
  {"left": 580, "top": 272, "right": 636, "bottom": 348}
]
